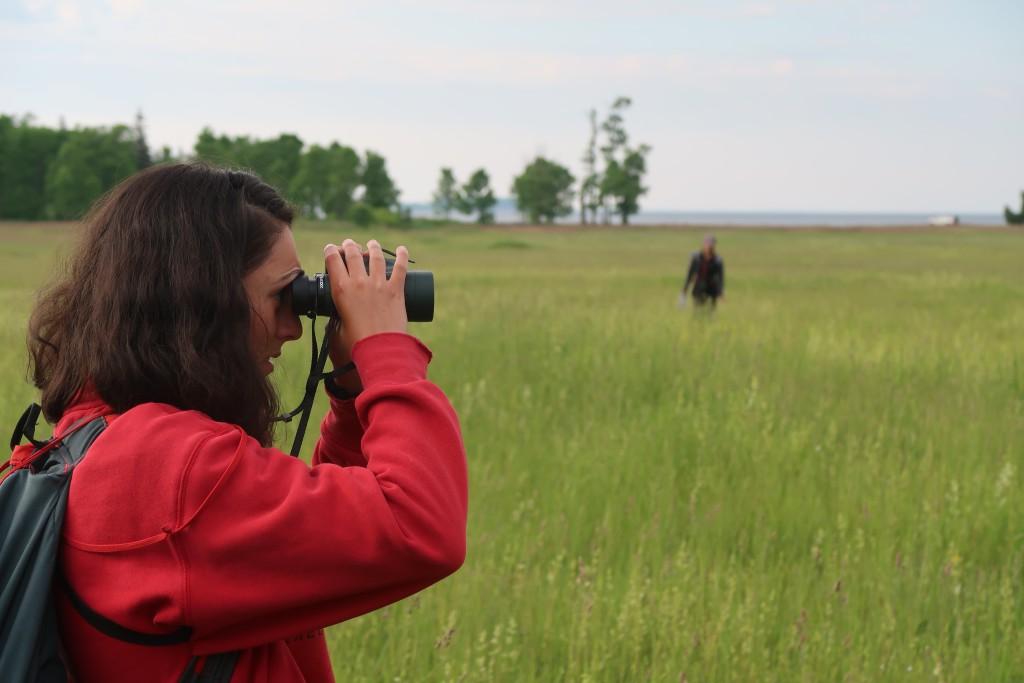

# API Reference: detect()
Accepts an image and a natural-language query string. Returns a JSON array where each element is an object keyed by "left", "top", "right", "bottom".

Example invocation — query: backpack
[{"left": 1, "top": 404, "right": 239, "bottom": 683}]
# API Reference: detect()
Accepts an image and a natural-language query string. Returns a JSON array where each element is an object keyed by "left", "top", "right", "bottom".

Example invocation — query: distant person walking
[{"left": 679, "top": 235, "right": 725, "bottom": 308}]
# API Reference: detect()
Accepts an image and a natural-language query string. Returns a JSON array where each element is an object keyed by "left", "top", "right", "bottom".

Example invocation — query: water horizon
[{"left": 407, "top": 201, "right": 1005, "bottom": 227}]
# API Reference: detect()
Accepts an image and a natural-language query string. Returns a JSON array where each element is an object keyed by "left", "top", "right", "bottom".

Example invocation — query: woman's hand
[{"left": 324, "top": 239, "right": 409, "bottom": 360}]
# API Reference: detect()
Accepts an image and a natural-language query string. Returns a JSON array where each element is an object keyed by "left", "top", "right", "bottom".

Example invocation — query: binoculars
[{"left": 290, "top": 256, "right": 434, "bottom": 322}]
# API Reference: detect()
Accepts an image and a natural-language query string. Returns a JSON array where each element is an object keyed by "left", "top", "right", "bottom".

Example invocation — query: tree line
[
  {"left": 1, "top": 97, "right": 651, "bottom": 226},
  {"left": 0, "top": 113, "right": 150, "bottom": 221},
  {"left": 194, "top": 128, "right": 404, "bottom": 226},
  {"left": 435, "top": 97, "right": 651, "bottom": 225},
  {"left": 0, "top": 112, "right": 405, "bottom": 224},
  {"left": 5, "top": 104, "right": 1022, "bottom": 227}
]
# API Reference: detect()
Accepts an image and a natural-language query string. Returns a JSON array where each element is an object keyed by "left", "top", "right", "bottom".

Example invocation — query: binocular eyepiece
[{"left": 290, "top": 257, "right": 434, "bottom": 322}]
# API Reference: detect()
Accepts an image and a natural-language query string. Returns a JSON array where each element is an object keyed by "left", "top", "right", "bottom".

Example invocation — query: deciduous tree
[
  {"left": 361, "top": 151, "right": 400, "bottom": 209},
  {"left": 512, "top": 157, "right": 575, "bottom": 224},
  {"left": 45, "top": 126, "right": 136, "bottom": 219},
  {"left": 289, "top": 143, "right": 361, "bottom": 219},
  {"left": 600, "top": 145, "right": 650, "bottom": 226},
  {"left": 596, "top": 97, "right": 650, "bottom": 225},
  {"left": 1005, "top": 191, "right": 1024, "bottom": 225},
  {"left": 579, "top": 109, "right": 600, "bottom": 225},
  {"left": 0, "top": 115, "right": 66, "bottom": 219},
  {"left": 432, "top": 168, "right": 459, "bottom": 220},
  {"left": 193, "top": 128, "right": 303, "bottom": 195},
  {"left": 457, "top": 169, "right": 497, "bottom": 224}
]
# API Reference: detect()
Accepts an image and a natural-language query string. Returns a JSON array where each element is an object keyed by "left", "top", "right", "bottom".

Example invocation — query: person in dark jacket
[{"left": 680, "top": 235, "right": 725, "bottom": 308}]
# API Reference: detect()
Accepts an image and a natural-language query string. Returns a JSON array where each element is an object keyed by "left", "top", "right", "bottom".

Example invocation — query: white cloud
[
  {"left": 54, "top": 1, "right": 80, "bottom": 24},
  {"left": 5, "top": 1, "right": 799, "bottom": 89},
  {"left": 19, "top": 0, "right": 82, "bottom": 24},
  {"left": 107, "top": 0, "right": 143, "bottom": 16},
  {"left": 21, "top": 0, "right": 51, "bottom": 13},
  {"left": 736, "top": 3, "right": 777, "bottom": 18},
  {"left": 803, "top": 62, "right": 931, "bottom": 100},
  {"left": 980, "top": 86, "right": 1011, "bottom": 101},
  {"left": 168, "top": 44, "right": 794, "bottom": 88}
]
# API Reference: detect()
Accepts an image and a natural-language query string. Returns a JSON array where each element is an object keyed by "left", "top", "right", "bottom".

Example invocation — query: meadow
[{"left": 1, "top": 221, "right": 1022, "bottom": 681}]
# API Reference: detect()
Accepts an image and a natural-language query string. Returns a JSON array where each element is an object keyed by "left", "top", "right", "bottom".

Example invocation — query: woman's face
[{"left": 243, "top": 226, "right": 304, "bottom": 375}]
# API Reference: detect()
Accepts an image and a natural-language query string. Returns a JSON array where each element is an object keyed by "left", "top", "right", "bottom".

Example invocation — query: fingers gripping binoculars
[
  {"left": 290, "top": 256, "right": 434, "bottom": 322},
  {"left": 279, "top": 252, "right": 433, "bottom": 458}
]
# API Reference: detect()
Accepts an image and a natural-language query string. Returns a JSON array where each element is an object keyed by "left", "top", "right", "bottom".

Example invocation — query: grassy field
[{"left": 2, "top": 221, "right": 1022, "bottom": 681}]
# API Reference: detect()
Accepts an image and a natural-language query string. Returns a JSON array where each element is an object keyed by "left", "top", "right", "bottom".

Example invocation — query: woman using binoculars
[{"left": 26, "top": 163, "right": 467, "bottom": 682}]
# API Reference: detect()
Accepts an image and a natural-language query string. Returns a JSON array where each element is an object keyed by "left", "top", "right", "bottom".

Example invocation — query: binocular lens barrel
[{"left": 290, "top": 260, "right": 434, "bottom": 322}]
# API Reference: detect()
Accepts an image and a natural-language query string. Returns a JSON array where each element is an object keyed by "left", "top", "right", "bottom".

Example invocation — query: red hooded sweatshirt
[{"left": 52, "top": 332, "right": 467, "bottom": 682}]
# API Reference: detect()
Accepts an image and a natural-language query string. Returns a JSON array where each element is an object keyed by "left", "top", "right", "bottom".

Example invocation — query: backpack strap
[
  {"left": 179, "top": 652, "right": 241, "bottom": 683},
  {"left": 61, "top": 576, "right": 241, "bottom": 682},
  {"left": 58, "top": 573, "right": 193, "bottom": 646},
  {"left": 57, "top": 415, "right": 109, "bottom": 466}
]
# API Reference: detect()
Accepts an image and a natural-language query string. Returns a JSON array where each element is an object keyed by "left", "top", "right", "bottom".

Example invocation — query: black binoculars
[{"left": 290, "top": 257, "right": 434, "bottom": 322}]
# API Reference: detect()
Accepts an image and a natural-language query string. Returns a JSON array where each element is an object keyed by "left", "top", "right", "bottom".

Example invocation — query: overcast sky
[{"left": 3, "top": 0, "right": 1022, "bottom": 212}]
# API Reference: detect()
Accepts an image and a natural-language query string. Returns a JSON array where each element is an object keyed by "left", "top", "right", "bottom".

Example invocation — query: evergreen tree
[{"left": 133, "top": 110, "right": 151, "bottom": 169}]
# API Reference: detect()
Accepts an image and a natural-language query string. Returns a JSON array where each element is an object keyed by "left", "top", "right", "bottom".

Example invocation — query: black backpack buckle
[{"left": 9, "top": 403, "right": 48, "bottom": 451}]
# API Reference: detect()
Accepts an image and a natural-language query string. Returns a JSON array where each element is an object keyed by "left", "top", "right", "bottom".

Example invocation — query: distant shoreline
[
  {"left": 477, "top": 222, "right": 1017, "bottom": 233},
  {"left": 1, "top": 220, "right": 1015, "bottom": 234},
  {"left": 407, "top": 203, "right": 1006, "bottom": 228}
]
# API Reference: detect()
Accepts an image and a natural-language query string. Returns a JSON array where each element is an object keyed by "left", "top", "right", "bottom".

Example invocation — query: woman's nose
[{"left": 281, "top": 310, "right": 303, "bottom": 342}]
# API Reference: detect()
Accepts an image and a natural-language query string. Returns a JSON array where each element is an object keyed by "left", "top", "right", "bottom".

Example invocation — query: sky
[{"left": 3, "top": 0, "right": 1022, "bottom": 213}]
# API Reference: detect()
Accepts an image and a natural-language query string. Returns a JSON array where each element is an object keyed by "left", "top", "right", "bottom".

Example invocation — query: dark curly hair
[{"left": 28, "top": 162, "right": 294, "bottom": 445}]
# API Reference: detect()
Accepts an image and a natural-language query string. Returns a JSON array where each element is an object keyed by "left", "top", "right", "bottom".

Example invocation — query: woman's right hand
[{"left": 323, "top": 239, "right": 409, "bottom": 357}]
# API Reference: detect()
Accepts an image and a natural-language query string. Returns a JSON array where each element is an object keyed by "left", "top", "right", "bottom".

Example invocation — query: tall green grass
[{"left": 2, "top": 222, "right": 1022, "bottom": 681}]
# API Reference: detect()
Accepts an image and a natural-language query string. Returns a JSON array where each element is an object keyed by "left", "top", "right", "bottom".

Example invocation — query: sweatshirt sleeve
[
  {"left": 177, "top": 333, "right": 467, "bottom": 654},
  {"left": 312, "top": 395, "right": 366, "bottom": 467}
]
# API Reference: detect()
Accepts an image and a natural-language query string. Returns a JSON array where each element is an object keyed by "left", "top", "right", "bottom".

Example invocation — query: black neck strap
[{"left": 273, "top": 314, "right": 334, "bottom": 457}]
